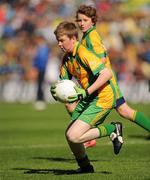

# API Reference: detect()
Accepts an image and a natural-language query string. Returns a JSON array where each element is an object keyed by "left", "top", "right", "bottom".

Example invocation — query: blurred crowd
[{"left": 0, "top": 0, "right": 150, "bottom": 105}]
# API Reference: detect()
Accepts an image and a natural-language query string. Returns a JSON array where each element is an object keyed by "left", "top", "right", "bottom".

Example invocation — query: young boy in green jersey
[
  {"left": 75, "top": 4, "right": 150, "bottom": 148},
  {"left": 51, "top": 21, "right": 123, "bottom": 173}
]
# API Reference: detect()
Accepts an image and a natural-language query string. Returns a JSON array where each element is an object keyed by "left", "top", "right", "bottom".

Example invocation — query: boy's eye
[{"left": 58, "top": 39, "right": 63, "bottom": 42}]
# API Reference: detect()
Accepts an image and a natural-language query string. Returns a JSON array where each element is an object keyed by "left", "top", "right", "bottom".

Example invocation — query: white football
[{"left": 55, "top": 80, "right": 77, "bottom": 103}]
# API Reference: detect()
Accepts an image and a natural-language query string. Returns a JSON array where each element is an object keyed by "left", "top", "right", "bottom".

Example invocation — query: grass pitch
[{"left": 0, "top": 102, "right": 150, "bottom": 180}]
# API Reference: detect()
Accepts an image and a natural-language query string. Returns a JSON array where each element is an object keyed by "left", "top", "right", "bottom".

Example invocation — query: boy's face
[
  {"left": 57, "top": 35, "right": 74, "bottom": 53},
  {"left": 77, "top": 13, "right": 94, "bottom": 33}
]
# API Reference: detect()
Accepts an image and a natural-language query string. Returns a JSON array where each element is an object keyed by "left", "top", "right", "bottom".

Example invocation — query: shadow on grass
[
  {"left": 12, "top": 157, "right": 112, "bottom": 175},
  {"left": 32, "top": 157, "right": 99, "bottom": 163},
  {"left": 12, "top": 168, "right": 112, "bottom": 175}
]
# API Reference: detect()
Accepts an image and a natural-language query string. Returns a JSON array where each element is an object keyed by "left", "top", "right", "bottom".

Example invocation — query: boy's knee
[
  {"left": 118, "top": 108, "right": 128, "bottom": 118},
  {"left": 66, "top": 131, "right": 81, "bottom": 143},
  {"left": 117, "top": 105, "right": 135, "bottom": 120}
]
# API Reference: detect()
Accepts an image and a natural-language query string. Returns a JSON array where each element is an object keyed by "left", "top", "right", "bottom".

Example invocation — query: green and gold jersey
[
  {"left": 60, "top": 42, "right": 116, "bottom": 109},
  {"left": 81, "top": 26, "right": 123, "bottom": 100},
  {"left": 81, "top": 26, "right": 107, "bottom": 60}
]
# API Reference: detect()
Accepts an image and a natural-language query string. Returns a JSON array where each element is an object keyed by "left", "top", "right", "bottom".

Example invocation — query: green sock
[
  {"left": 97, "top": 124, "right": 115, "bottom": 138},
  {"left": 134, "top": 111, "right": 150, "bottom": 132}
]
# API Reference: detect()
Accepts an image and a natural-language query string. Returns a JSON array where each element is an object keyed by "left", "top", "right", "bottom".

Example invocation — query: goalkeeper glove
[
  {"left": 67, "top": 86, "right": 89, "bottom": 103},
  {"left": 50, "top": 84, "right": 57, "bottom": 101}
]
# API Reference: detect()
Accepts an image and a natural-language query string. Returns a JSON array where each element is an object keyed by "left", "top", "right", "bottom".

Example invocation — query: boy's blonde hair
[
  {"left": 76, "top": 5, "right": 97, "bottom": 25},
  {"left": 54, "top": 21, "right": 78, "bottom": 40}
]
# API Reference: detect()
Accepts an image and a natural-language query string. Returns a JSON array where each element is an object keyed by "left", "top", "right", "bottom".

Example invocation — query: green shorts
[{"left": 71, "top": 98, "right": 112, "bottom": 127}]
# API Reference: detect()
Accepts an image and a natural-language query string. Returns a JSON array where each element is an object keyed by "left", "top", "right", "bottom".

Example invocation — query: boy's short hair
[
  {"left": 54, "top": 21, "right": 78, "bottom": 40},
  {"left": 76, "top": 5, "right": 97, "bottom": 25}
]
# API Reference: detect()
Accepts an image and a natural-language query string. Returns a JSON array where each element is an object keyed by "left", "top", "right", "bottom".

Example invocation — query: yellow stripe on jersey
[{"left": 90, "top": 109, "right": 109, "bottom": 126}]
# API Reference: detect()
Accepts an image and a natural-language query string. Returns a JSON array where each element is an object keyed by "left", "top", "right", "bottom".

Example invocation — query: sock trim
[
  {"left": 132, "top": 110, "right": 137, "bottom": 121},
  {"left": 97, "top": 126, "right": 107, "bottom": 137}
]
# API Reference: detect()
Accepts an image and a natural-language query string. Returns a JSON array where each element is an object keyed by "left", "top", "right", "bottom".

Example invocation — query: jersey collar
[
  {"left": 72, "top": 41, "right": 80, "bottom": 57},
  {"left": 83, "top": 26, "right": 96, "bottom": 38}
]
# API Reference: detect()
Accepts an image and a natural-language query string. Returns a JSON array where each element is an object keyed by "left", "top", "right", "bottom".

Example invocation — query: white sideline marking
[{"left": 0, "top": 141, "right": 149, "bottom": 149}]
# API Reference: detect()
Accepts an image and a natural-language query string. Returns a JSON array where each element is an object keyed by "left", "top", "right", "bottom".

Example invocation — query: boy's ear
[{"left": 72, "top": 36, "right": 77, "bottom": 41}]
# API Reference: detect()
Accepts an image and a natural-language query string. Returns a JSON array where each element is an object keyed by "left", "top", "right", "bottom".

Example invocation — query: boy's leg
[
  {"left": 66, "top": 100, "right": 124, "bottom": 173},
  {"left": 66, "top": 141, "right": 94, "bottom": 173},
  {"left": 134, "top": 111, "right": 150, "bottom": 132},
  {"left": 70, "top": 101, "right": 124, "bottom": 153},
  {"left": 84, "top": 139, "right": 97, "bottom": 149},
  {"left": 65, "top": 120, "right": 94, "bottom": 173},
  {"left": 65, "top": 120, "right": 115, "bottom": 173},
  {"left": 66, "top": 120, "right": 123, "bottom": 156},
  {"left": 65, "top": 102, "right": 97, "bottom": 149},
  {"left": 117, "top": 103, "right": 150, "bottom": 132}
]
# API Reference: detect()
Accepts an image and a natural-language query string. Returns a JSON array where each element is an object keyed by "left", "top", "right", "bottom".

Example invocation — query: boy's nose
[{"left": 58, "top": 41, "right": 62, "bottom": 46}]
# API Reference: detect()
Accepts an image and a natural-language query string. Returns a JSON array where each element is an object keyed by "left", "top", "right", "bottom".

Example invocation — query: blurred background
[{"left": 0, "top": 0, "right": 150, "bottom": 108}]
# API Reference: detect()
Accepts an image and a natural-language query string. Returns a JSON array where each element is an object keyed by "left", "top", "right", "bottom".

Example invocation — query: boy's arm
[
  {"left": 67, "top": 45, "right": 112, "bottom": 102},
  {"left": 87, "top": 67, "right": 112, "bottom": 95},
  {"left": 67, "top": 67, "right": 112, "bottom": 103}
]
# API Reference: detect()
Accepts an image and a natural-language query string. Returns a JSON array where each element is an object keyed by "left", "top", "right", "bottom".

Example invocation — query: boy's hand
[
  {"left": 50, "top": 84, "right": 57, "bottom": 101},
  {"left": 67, "top": 86, "right": 89, "bottom": 103}
]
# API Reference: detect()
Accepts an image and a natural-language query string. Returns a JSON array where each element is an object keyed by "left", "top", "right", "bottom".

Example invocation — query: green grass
[{"left": 0, "top": 102, "right": 150, "bottom": 180}]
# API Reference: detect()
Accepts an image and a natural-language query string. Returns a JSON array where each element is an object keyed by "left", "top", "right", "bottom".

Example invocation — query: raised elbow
[
  {"left": 108, "top": 70, "right": 113, "bottom": 79},
  {"left": 104, "top": 68, "right": 112, "bottom": 80}
]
